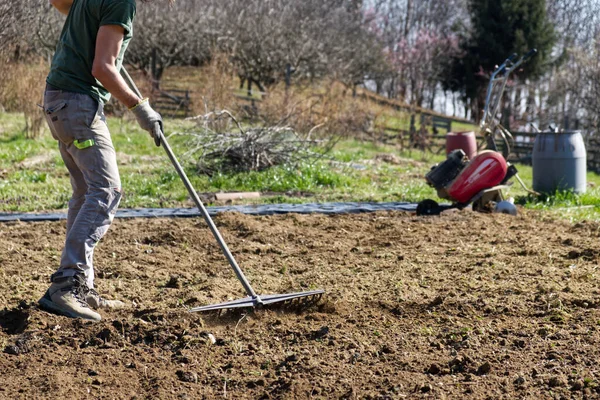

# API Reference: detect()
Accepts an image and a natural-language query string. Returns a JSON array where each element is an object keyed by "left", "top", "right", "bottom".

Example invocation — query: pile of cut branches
[{"left": 177, "top": 111, "right": 331, "bottom": 175}]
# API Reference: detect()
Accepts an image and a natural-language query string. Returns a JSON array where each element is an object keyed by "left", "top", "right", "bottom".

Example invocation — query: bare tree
[
  {"left": 0, "top": 1, "right": 62, "bottom": 60},
  {"left": 209, "top": 0, "right": 386, "bottom": 93},
  {"left": 368, "top": 0, "right": 466, "bottom": 108},
  {"left": 532, "top": 0, "right": 600, "bottom": 131},
  {"left": 125, "top": 0, "right": 214, "bottom": 87}
]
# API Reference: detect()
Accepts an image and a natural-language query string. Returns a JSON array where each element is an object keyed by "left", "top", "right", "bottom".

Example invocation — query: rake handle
[{"left": 120, "top": 67, "right": 261, "bottom": 302}]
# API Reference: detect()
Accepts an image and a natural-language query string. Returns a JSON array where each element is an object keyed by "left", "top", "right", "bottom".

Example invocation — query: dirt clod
[
  {"left": 176, "top": 370, "right": 198, "bottom": 383},
  {"left": 420, "top": 383, "right": 433, "bottom": 393},
  {"left": 477, "top": 361, "right": 491, "bottom": 375},
  {"left": 165, "top": 274, "right": 182, "bottom": 289},
  {"left": 571, "top": 380, "right": 584, "bottom": 391},
  {"left": 514, "top": 376, "right": 526, "bottom": 386},
  {"left": 549, "top": 375, "right": 567, "bottom": 388},
  {"left": 426, "top": 363, "right": 441, "bottom": 375}
]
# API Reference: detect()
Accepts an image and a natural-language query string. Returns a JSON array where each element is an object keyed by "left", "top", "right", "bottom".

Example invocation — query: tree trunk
[
  {"left": 404, "top": 0, "right": 412, "bottom": 38},
  {"left": 514, "top": 85, "right": 522, "bottom": 124},
  {"left": 151, "top": 48, "right": 160, "bottom": 90},
  {"left": 429, "top": 83, "right": 436, "bottom": 111}
]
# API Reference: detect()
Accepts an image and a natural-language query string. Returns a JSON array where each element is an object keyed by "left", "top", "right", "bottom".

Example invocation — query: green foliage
[{"left": 444, "top": 0, "right": 555, "bottom": 117}]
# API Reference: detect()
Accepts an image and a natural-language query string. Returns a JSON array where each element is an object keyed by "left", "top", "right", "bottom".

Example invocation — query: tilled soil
[{"left": 1, "top": 209, "right": 600, "bottom": 399}]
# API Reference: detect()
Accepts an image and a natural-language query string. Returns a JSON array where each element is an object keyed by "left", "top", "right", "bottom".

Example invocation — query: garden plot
[{"left": 1, "top": 210, "right": 600, "bottom": 398}]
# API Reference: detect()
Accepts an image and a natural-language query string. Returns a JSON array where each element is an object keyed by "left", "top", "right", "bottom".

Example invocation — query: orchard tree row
[{"left": 2, "top": 0, "right": 600, "bottom": 132}]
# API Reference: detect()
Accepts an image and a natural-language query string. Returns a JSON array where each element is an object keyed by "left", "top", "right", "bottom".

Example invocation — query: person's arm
[
  {"left": 49, "top": 0, "right": 74, "bottom": 15},
  {"left": 92, "top": 24, "right": 163, "bottom": 140},
  {"left": 91, "top": 25, "right": 140, "bottom": 108}
]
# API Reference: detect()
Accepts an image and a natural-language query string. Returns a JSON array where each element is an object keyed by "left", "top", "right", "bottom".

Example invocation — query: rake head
[{"left": 190, "top": 289, "right": 325, "bottom": 312}]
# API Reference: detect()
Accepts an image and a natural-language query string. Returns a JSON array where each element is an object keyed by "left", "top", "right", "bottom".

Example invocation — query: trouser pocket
[
  {"left": 44, "top": 99, "right": 72, "bottom": 143},
  {"left": 44, "top": 91, "right": 100, "bottom": 146}
]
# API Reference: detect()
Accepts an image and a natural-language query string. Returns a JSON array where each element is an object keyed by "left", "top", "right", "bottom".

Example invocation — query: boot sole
[{"left": 38, "top": 296, "right": 101, "bottom": 322}]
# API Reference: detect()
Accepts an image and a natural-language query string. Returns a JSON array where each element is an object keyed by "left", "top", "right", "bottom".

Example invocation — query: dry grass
[
  {"left": 158, "top": 55, "right": 237, "bottom": 116},
  {"left": 256, "top": 80, "right": 389, "bottom": 139},
  {"left": 0, "top": 59, "right": 48, "bottom": 138},
  {"left": 160, "top": 63, "right": 389, "bottom": 139}
]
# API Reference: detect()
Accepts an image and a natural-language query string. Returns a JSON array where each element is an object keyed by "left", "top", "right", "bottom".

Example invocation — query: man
[{"left": 39, "top": 0, "right": 165, "bottom": 321}]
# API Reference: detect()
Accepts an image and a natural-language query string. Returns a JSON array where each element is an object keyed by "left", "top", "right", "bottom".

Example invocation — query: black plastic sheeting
[{"left": 0, "top": 202, "right": 418, "bottom": 222}]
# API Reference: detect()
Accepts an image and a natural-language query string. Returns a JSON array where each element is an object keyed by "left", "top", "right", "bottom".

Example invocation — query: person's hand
[{"left": 130, "top": 99, "right": 162, "bottom": 145}]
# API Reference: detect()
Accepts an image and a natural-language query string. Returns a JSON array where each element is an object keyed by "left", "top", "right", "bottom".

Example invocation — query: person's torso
[{"left": 47, "top": 0, "right": 136, "bottom": 104}]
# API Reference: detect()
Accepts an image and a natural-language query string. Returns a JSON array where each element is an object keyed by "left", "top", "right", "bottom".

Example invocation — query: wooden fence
[
  {"left": 374, "top": 113, "right": 461, "bottom": 153},
  {"left": 152, "top": 88, "right": 191, "bottom": 118},
  {"left": 381, "top": 127, "right": 600, "bottom": 173}
]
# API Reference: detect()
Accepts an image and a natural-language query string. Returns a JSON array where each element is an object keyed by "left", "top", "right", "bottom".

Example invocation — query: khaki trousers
[{"left": 43, "top": 88, "right": 121, "bottom": 288}]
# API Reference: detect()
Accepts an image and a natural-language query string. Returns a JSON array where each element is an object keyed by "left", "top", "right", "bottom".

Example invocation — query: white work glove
[{"left": 130, "top": 98, "right": 162, "bottom": 146}]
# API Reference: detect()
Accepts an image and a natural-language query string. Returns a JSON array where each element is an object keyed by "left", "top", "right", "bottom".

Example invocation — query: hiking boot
[
  {"left": 85, "top": 287, "right": 125, "bottom": 310},
  {"left": 38, "top": 274, "right": 101, "bottom": 321}
]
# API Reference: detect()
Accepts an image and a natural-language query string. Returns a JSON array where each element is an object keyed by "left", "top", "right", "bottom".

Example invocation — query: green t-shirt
[{"left": 47, "top": 0, "right": 136, "bottom": 104}]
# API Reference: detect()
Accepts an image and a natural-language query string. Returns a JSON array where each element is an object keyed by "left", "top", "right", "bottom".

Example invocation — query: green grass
[{"left": 1, "top": 112, "right": 600, "bottom": 222}]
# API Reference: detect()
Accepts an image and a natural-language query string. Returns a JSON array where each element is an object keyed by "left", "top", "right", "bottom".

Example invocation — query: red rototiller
[{"left": 416, "top": 49, "right": 539, "bottom": 217}]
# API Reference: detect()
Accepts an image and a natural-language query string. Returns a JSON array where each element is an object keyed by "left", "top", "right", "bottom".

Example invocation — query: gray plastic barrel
[{"left": 532, "top": 130, "right": 586, "bottom": 194}]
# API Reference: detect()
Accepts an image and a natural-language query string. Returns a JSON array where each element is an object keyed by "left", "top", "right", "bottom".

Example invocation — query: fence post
[
  {"left": 285, "top": 63, "right": 293, "bottom": 88},
  {"left": 409, "top": 114, "right": 417, "bottom": 149}
]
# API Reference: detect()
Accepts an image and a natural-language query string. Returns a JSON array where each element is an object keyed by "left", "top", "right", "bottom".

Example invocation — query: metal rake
[{"left": 120, "top": 68, "right": 325, "bottom": 312}]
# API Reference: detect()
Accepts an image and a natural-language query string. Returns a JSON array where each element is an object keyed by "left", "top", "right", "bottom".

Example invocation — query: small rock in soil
[
  {"left": 4, "top": 345, "right": 21, "bottom": 355},
  {"left": 3, "top": 334, "right": 32, "bottom": 355},
  {"left": 514, "top": 376, "right": 526, "bottom": 385},
  {"left": 87, "top": 369, "right": 99, "bottom": 376},
  {"left": 199, "top": 332, "right": 216, "bottom": 345}
]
